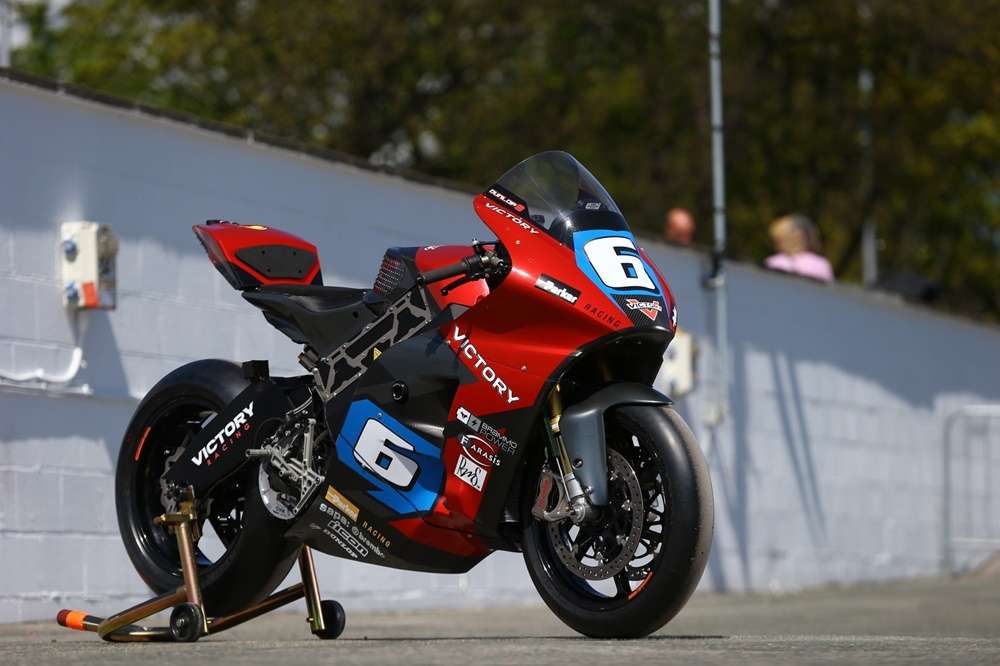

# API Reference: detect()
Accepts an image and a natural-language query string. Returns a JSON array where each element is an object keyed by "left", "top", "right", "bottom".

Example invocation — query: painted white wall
[{"left": 1, "top": 75, "right": 999, "bottom": 622}]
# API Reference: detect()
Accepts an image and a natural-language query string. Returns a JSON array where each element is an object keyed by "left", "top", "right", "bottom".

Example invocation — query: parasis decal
[{"left": 460, "top": 433, "right": 501, "bottom": 468}]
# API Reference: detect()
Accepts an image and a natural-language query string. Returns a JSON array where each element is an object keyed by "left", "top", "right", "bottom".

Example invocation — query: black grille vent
[{"left": 373, "top": 254, "right": 405, "bottom": 295}]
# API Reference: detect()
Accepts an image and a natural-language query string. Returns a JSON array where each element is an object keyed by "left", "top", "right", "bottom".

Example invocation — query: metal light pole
[
  {"left": 858, "top": 2, "right": 878, "bottom": 287},
  {"left": 706, "top": 0, "right": 730, "bottom": 428},
  {"left": 0, "top": 0, "right": 12, "bottom": 68}
]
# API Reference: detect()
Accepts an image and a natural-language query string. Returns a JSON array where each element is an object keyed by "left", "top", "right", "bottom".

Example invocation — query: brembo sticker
[
  {"left": 191, "top": 402, "right": 254, "bottom": 466},
  {"left": 317, "top": 503, "right": 386, "bottom": 559},
  {"left": 449, "top": 326, "right": 520, "bottom": 404},
  {"left": 456, "top": 406, "right": 517, "bottom": 455}
]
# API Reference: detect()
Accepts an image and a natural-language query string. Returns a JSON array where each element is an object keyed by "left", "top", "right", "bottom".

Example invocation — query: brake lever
[{"left": 440, "top": 271, "right": 484, "bottom": 296}]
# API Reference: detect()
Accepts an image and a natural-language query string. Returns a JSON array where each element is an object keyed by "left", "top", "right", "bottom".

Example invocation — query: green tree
[{"left": 13, "top": 0, "right": 1000, "bottom": 319}]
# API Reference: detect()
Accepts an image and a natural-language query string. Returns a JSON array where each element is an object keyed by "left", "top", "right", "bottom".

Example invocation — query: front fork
[{"left": 532, "top": 384, "right": 596, "bottom": 524}]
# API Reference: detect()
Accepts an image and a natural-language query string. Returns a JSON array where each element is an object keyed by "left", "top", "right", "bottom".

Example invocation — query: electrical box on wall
[
  {"left": 655, "top": 328, "right": 696, "bottom": 398},
  {"left": 60, "top": 221, "right": 118, "bottom": 310}
]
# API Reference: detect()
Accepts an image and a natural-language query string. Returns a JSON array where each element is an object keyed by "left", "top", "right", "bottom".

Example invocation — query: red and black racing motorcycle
[{"left": 106, "top": 151, "right": 712, "bottom": 640}]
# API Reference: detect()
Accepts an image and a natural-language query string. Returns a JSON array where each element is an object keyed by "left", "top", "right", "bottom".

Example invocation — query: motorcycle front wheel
[{"left": 522, "top": 405, "right": 713, "bottom": 638}]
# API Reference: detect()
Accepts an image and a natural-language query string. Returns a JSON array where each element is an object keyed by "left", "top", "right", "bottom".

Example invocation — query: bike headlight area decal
[
  {"left": 335, "top": 399, "right": 444, "bottom": 515},
  {"left": 573, "top": 229, "right": 668, "bottom": 326}
]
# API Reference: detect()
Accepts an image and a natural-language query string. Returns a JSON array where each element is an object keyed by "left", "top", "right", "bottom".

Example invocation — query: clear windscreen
[{"left": 488, "top": 151, "right": 629, "bottom": 247}]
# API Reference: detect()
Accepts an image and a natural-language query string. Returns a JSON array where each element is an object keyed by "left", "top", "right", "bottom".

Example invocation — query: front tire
[
  {"left": 115, "top": 359, "right": 300, "bottom": 616},
  {"left": 522, "top": 405, "right": 713, "bottom": 638}
]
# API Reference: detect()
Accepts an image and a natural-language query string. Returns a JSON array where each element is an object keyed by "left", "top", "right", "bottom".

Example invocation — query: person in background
[
  {"left": 664, "top": 207, "right": 696, "bottom": 247},
  {"left": 764, "top": 214, "right": 834, "bottom": 282}
]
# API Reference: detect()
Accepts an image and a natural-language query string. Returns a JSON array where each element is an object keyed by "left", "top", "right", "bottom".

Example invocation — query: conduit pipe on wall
[{"left": 0, "top": 312, "right": 89, "bottom": 385}]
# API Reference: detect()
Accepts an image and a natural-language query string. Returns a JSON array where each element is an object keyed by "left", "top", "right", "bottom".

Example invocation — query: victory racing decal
[
  {"left": 624, "top": 297, "right": 662, "bottom": 322},
  {"left": 191, "top": 402, "right": 254, "bottom": 466},
  {"left": 448, "top": 326, "right": 520, "bottom": 404}
]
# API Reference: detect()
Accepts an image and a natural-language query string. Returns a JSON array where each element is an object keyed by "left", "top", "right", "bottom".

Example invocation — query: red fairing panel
[
  {"left": 414, "top": 245, "right": 490, "bottom": 310},
  {"left": 423, "top": 195, "right": 649, "bottom": 527},
  {"left": 193, "top": 222, "right": 322, "bottom": 288},
  {"left": 442, "top": 195, "right": 627, "bottom": 411}
]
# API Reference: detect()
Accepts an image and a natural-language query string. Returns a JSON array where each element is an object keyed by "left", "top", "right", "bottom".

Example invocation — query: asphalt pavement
[{"left": 2, "top": 573, "right": 999, "bottom": 665}]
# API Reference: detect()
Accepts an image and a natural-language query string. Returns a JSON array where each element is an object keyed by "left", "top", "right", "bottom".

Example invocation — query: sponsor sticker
[
  {"left": 449, "top": 326, "right": 520, "bottom": 404},
  {"left": 460, "top": 433, "right": 501, "bottom": 468},
  {"left": 191, "top": 402, "right": 254, "bottom": 467},
  {"left": 487, "top": 188, "right": 526, "bottom": 213},
  {"left": 456, "top": 406, "right": 517, "bottom": 455},
  {"left": 534, "top": 274, "right": 580, "bottom": 305},
  {"left": 324, "top": 485, "right": 360, "bottom": 521},
  {"left": 624, "top": 297, "right": 662, "bottom": 322},
  {"left": 455, "top": 454, "right": 487, "bottom": 491},
  {"left": 483, "top": 202, "right": 539, "bottom": 235},
  {"left": 318, "top": 503, "right": 387, "bottom": 559}
]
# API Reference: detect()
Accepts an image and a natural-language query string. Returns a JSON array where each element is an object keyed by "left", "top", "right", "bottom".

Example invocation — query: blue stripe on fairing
[
  {"left": 573, "top": 229, "right": 665, "bottom": 301},
  {"left": 335, "top": 399, "right": 444, "bottom": 515}
]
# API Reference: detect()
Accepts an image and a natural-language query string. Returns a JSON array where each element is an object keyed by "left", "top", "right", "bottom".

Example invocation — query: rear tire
[
  {"left": 115, "top": 359, "right": 300, "bottom": 616},
  {"left": 522, "top": 405, "right": 713, "bottom": 638}
]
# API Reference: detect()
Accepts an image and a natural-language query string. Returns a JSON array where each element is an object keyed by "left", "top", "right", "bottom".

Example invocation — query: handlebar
[{"left": 417, "top": 255, "right": 484, "bottom": 285}]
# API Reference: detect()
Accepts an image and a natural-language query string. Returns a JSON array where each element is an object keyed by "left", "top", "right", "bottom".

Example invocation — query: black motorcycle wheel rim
[
  {"left": 130, "top": 397, "right": 248, "bottom": 579},
  {"left": 534, "top": 418, "right": 670, "bottom": 610}
]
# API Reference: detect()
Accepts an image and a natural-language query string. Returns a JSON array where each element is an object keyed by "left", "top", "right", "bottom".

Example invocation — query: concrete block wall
[{"left": 2, "top": 74, "right": 1000, "bottom": 622}]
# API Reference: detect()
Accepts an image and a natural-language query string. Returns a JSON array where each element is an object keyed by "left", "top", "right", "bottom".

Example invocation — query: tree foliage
[{"left": 13, "top": 0, "right": 1000, "bottom": 319}]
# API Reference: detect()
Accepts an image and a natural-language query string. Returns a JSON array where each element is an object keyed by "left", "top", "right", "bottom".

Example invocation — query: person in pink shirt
[{"left": 764, "top": 214, "right": 834, "bottom": 283}]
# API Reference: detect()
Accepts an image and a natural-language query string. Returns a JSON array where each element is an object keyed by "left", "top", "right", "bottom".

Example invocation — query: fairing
[
  {"left": 193, "top": 221, "right": 322, "bottom": 289},
  {"left": 186, "top": 153, "right": 679, "bottom": 574},
  {"left": 295, "top": 154, "right": 679, "bottom": 570}
]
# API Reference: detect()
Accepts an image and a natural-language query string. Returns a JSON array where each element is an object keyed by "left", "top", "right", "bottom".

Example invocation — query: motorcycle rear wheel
[
  {"left": 115, "top": 359, "right": 300, "bottom": 616},
  {"left": 522, "top": 405, "right": 713, "bottom": 638}
]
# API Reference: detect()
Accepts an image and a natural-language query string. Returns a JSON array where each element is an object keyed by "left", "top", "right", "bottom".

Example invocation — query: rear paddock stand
[{"left": 56, "top": 490, "right": 345, "bottom": 643}]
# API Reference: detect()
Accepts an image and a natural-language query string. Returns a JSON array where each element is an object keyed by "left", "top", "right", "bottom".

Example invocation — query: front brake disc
[{"left": 547, "top": 448, "right": 644, "bottom": 580}]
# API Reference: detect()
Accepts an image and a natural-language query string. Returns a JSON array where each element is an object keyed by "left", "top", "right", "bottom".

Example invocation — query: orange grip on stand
[{"left": 56, "top": 609, "right": 92, "bottom": 631}]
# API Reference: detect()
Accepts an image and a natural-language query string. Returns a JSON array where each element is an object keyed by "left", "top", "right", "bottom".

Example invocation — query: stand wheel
[
  {"left": 313, "top": 600, "right": 346, "bottom": 640},
  {"left": 170, "top": 603, "right": 205, "bottom": 642}
]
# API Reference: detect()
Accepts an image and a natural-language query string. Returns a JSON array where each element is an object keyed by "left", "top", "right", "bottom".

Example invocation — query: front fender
[{"left": 559, "top": 383, "right": 672, "bottom": 506}]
